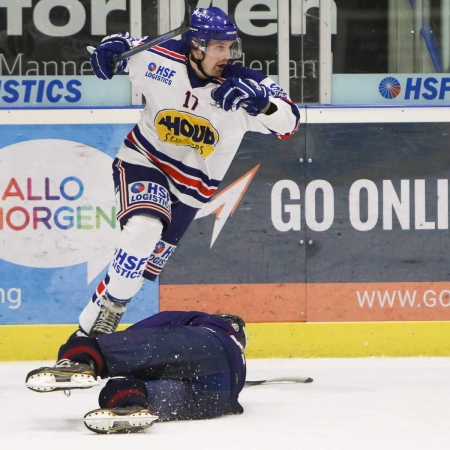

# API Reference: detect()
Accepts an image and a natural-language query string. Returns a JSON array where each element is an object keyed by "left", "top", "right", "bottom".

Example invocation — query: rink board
[
  {"left": 1, "top": 107, "right": 450, "bottom": 360},
  {"left": 2, "top": 321, "right": 450, "bottom": 361}
]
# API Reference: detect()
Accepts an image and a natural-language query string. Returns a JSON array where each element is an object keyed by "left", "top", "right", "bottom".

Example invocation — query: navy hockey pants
[{"left": 96, "top": 326, "right": 234, "bottom": 420}]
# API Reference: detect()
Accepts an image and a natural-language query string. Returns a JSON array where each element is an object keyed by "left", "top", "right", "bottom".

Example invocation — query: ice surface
[{"left": 2, "top": 357, "right": 450, "bottom": 450}]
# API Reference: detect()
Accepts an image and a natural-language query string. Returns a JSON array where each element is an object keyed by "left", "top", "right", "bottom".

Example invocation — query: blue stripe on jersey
[
  {"left": 124, "top": 127, "right": 220, "bottom": 204},
  {"left": 131, "top": 125, "right": 221, "bottom": 189}
]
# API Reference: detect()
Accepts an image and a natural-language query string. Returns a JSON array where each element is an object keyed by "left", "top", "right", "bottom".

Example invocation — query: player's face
[{"left": 194, "top": 40, "right": 233, "bottom": 78}]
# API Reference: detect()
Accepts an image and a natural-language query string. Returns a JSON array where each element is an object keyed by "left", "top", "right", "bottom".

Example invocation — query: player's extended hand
[
  {"left": 212, "top": 78, "right": 270, "bottom": 116},
  {"left": 90, "top": 38, "right": 129, "bottom": 80}
]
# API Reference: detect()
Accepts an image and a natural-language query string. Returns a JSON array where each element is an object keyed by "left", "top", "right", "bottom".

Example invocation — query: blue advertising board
[
  {"left": 332, "top": 74, "right": 450, "bottom": 105},
  {"left": 0, "top": 122, "right": 159, "bottom": 324},
  {"left": 0, "top": 76, "right": 131, "bottom": 107}
]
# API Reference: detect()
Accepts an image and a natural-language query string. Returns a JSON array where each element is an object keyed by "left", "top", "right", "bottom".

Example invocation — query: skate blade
[
  {"left": 84, "top": 409, "right": 159, "bottom": 434},
  {"left": 26, "top": 372, "right": 99, "bottom": 392}
]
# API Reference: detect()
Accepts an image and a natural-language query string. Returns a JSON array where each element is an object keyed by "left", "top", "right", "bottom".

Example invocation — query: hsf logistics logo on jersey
[
  {"left": 379, "top": 76, "right": 450, "bottom": 101},
  {"left": 145, "top": 63, "right": 176, "bottom": 85},
  {"left": 148, "top": 239, "right": 176, "bottom": 269},
  {"left": 128, "top": 181, "right": 170, "bottom": 209}
]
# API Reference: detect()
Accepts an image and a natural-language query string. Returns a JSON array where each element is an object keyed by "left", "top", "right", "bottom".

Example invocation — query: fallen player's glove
[
  {"left": 212, "top": 78, "right": 270, "bottom": 116},
  {"left": 90, "top": 36, "right": 130, "bottom": 80}
]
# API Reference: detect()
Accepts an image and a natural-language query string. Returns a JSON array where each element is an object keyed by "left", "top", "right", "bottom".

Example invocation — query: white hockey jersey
[{"left": 115, "top": 36, "right": 300, "bottom": 209}]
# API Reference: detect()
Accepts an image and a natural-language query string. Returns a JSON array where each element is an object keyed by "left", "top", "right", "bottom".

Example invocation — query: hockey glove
[
  {"left": 90, "top": 37, "right": 130, "bottom": 80},
  {"left": 212, "top": 78, "right": 270, "bottom": 116}
]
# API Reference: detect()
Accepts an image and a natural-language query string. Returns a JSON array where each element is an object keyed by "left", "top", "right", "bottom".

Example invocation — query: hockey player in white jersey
[{"left": 79, "top": 6, "right": 300, "bottom": 337}]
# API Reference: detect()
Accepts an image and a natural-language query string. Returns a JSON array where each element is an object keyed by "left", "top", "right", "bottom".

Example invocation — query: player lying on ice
[
  {"left": 25, "top": 311, "right": 247, "bottom": 434},
  {"left": 76, "top": 6, "right": 300, "bottom": 338}
]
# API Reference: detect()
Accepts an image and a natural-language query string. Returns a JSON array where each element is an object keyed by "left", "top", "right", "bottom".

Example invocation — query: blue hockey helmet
[
  {"left": 185, "top": 7, "right": 242, "bottom": 59},
  {"left": 215, "top": 313, "right": 248, "bottom": 349}
]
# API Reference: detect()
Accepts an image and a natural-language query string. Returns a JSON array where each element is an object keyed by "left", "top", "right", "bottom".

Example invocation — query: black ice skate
[
  {"left": 90, "top": 294, "right": 127, "bottom": 336},
  {"left": 25, "top": 359, "right": 99, "bottom": 392},
  {"left": 84, "top": 406, "right": 159, "bottom": 434}
]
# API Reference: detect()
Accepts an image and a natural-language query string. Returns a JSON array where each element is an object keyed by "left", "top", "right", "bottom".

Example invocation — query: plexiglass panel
[{"left": 1, "top": 0, "right": 449, "bottom": 107}]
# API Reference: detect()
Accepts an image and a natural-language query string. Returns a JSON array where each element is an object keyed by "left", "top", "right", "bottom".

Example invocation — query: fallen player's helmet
[
  {"left": 185, "top": 7, "right": 242, "bottom": 59},
  {"left": 215, "top": 313, "right": 248, "bottom": 349}
]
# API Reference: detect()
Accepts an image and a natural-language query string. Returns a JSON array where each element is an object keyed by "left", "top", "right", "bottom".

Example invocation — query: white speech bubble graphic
[{"left": 0, "top": 139, "right": 120, "bottom": 283}]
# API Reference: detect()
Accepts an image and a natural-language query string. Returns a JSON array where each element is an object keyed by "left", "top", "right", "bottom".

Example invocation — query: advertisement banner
[
  {"left": 160, "top": 121, "right": 450, "bottom": 323},
  {"left": 332, "top": 74, "right": 450, "bottom": 105},
  {"left": 0, "top": 123, "right": 159, "bottom": 325},
  {"left": 0, "top": 76, "right": 131, "bottom": 107},
  {"left": 306, "top": 281, "right": 450, "bottom": 322}
]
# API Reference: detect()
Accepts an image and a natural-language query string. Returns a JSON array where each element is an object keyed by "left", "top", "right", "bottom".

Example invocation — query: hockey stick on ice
[
  {"left": 245, "top": 377, "right": 313, "bottom": 386},
  {"left": 112, "top": 0, "right": 192, "bottom": 63}
]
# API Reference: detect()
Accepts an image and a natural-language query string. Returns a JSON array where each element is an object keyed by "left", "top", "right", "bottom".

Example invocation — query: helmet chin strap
[{"left": 189, "top": 50, "right": 211, "bottom": 79}]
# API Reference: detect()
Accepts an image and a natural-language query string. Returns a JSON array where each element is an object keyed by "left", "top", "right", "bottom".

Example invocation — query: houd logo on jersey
[
  {"left": 155, "top": 109, "right": 219, "bottom": 158},
  {"left": 145, "top": 63, "right": 176, "bottom": 85},
  {"left": 194, "top": 165, "right": 260, "bottom": 247},
  {"left": 128, "top": 181, "right": 170, "bottom": 209}
]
